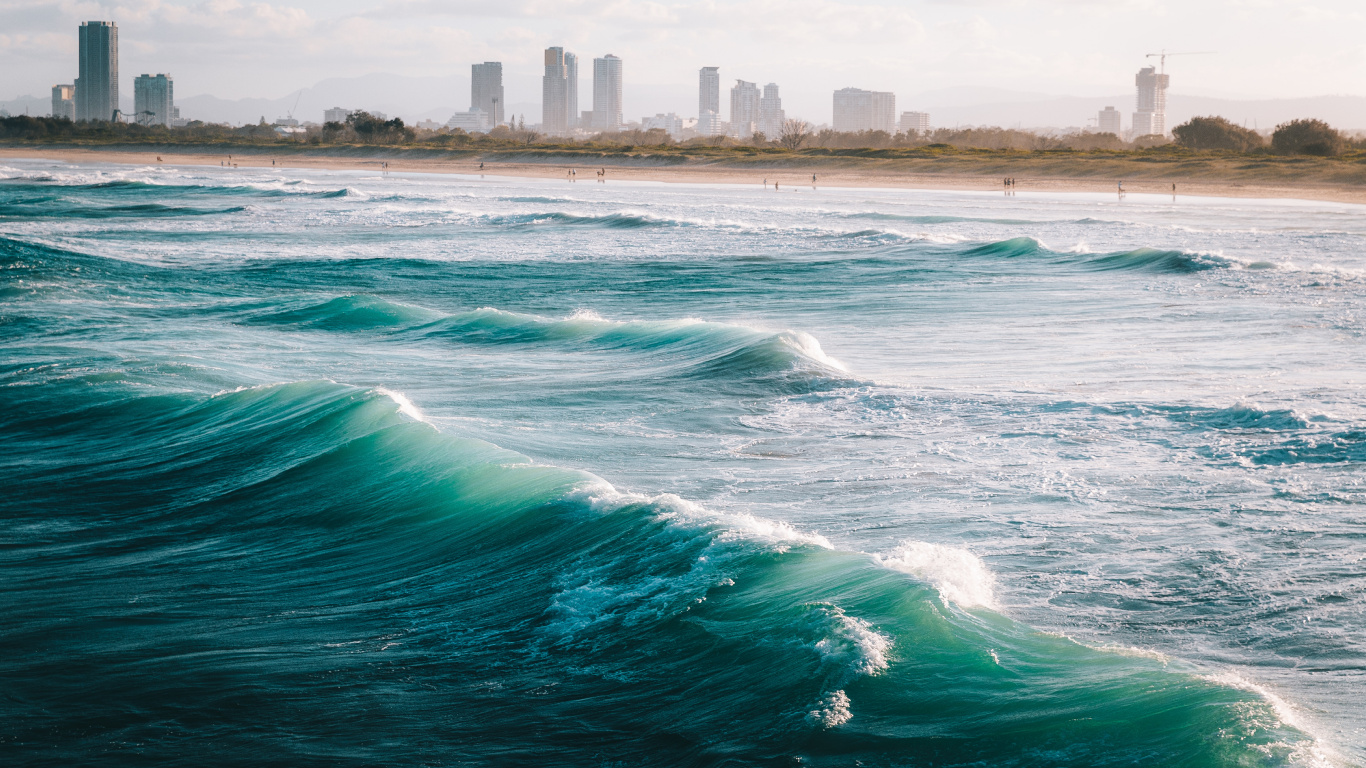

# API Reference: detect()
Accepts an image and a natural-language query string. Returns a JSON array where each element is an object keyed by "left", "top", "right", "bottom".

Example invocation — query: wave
[
  {"left": 959, "top": 237, "right": 1237, "bottom": 273},
  {"left": 248, "top": 299, "right": 851, "bottom": 386},
  {"left": 249, "top": 295, "right": 447, "bottom": 330},
  {"left": 480, "top": 210, "right": 693, "bottom": 230},
  {"left": 1, "top": 175, "right": 354, "bottom": 200},
  {"left": 0, "top": 201, "right": 246, "bottom": 219},
  {"left": 0, "top": 378, "right": 1318, "bottom": 765}
]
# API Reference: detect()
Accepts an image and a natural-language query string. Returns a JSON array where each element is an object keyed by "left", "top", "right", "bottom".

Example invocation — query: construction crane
[
  {"left": 1146, "top": 50, "right": 1216, "bottom": 74},
  {"left": 286, "top": 89, "right": 304, "bottom": 122}
]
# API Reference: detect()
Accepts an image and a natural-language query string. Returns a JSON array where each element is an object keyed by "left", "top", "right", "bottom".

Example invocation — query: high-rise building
[
  {"left": 699, "top": 66, "right": 720, "bottom": 130},
  {"left": 76, "top": 21, "right": 118, "bottom": 122},
  {"left": 899, "top": 111, "right": 930, "bottom": 135},
  {"left": 324, "top": 107, "right": 350, "bottom": 124},
  {"left": 1098, "top": 106, "right": 1122, "bottom": 135},
  {"left": 758, "top": 83, "right": 784, "bottom": 138},
  {"left": 729, "top": 80, "right": 761, "bottom": 139},
  {"left": 471, "top": 62, "right": 505, "bottom": 127},
  {"left": 833, "top": 88, "right": 896, "bottom": 133},
  {"left": 542, "top": 46, "right": 571, "bottom": 134},
  {"left": 133, "top": 74, "right": 174, "bottom": 127},
  {"left": 566, "top": 52, "right": 579, "bottom": 129},
  {"left": 592, "top": 54, "right": 623, "bottom": 132},
  {"left": 51, "top": 85, "right": 75, "bottom": 121},
  {"left": 1132, "top": 66, "right": 1170, "bottom": 136}
]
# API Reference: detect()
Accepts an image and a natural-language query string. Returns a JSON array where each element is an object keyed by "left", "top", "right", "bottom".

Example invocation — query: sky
[{"left": 4, "top": 0, "right": 1366, "bottom": 121}]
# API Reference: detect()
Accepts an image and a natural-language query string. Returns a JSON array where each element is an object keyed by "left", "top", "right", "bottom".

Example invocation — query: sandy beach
[{"left": 5, "top": 145, "right": 1366, "bottom": 204}]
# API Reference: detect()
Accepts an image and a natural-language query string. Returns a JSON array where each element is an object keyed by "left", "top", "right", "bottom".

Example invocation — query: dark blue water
[{"left": 2, "top": 159, "right": 1363, "bottom": 766}]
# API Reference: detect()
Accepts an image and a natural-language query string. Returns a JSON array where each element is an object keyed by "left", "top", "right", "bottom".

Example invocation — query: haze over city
[{"left": 6, "top": 0, "right": 1366, "bottom": 126}]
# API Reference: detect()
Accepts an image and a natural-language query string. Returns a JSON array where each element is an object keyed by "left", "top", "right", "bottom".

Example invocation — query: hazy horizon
[{"left": 5, "top": 0, "right": 1366, "bottom": 125}]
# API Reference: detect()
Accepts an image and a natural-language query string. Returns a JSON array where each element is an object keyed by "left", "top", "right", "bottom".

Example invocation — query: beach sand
[{"left": 4, "top": 146, "right": 1365, "bottom": 205}]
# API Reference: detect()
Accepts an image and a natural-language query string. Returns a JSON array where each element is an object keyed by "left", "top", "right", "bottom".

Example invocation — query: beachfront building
[
  {"left": 642, "top": 113, "right": 685, "bottom": 140},
  {"left": 51, "top": 85, "right": 75, "bottom": 120},
  {"left": 698, "top": 66, "right": 721, "bottom": 135},
  {"left": 729, "top": 80, "right": 761, "bottom": 139},
  {"left": 592, "top": 55, "right": 623, "bottom": 132},
  {"left": 471, "top": 62, "right": 505, "bottom": 127},
  {"left": 1132, "top": 66, "right": 1170, "bottom": 137},
  {"left": 447, "top": 108, "right": 490, "bottom": 133},
  {"left": 833, "top": 88, "right": 896, "bottom": 133},
  {"left": 900, "top": 111, "right": 930, "bottom": 135},
  {"left": 542, "top": 47, "right": 574, "bottom": 134},
  {"left": 133, "top": 73, "right": 174, "bottom": 127},
  {"left": 76, "top": 21, "right": 118, "bottom": 122},
  {"left": 1098, "top": 106, "right": 1122, "bottom": 135},
  {"left": 758, "top": 83, "right": 784, "bottom": 138}
]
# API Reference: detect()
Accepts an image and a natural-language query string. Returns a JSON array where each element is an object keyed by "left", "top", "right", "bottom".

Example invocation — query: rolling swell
[
  {"left": 960, "top": 236, "right": 1235, "bottom": 273},
  {"left": 251, "top": 298, "right": 853, "bottom": 388},
  {"left": 0, "top": 379, "right": 1315, "bottom": 766},
  {"left": 482, "top": 210, "right": 693, "bottom": 229}
]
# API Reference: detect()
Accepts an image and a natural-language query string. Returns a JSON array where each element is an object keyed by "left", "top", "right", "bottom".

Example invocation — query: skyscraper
[
  {"left": 471, "top": 62, "right": 505, "bottom": 127},
  {"left": 133, "top": 74, "right": 174, "bottom": 127},
  {"left": 1132, "top": 66, "right": 1170, "bottom": 137},
  {"left": 592, "top": 55, "right": 623, "bottom": 132},
  {"left": 540, "top": 46, "right": 579, "bottom": 133},
  {"left": 832, "top": 88, "right": 896, "bottom": 133},
  {"left": 475, "top": 62, "right": 508, "bottom": 127},
  {"left": 543, "top": 47, "right": 570, "bottom": 134},
  {"left": 1098, "top": 106, "right": 1122, "bottom": 135},
  {"left": 51, "top": 85, "right": 75, "bottom": 121},
  {"left": 729, "top": 80, "right": 760, "bottom": 139},
  {"left": 566, "top": 52, "right": 579, "bottom": 129},
  {"left": 758, "top": 83, "right": 784, "bottom": 138},
  {"left": 76, "top": 21, "right": 118, "bottom": 122},
  {"left": 698, "top": 66, "right": 720, "bottom": 132}
]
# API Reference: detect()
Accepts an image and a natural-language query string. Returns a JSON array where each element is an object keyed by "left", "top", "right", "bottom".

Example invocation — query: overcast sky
[{"left": 4, "top": 0, "right": 1365, "bottom": 119}]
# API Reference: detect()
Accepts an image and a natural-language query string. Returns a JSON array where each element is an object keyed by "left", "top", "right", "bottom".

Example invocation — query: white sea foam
[
  {"left": 875, "top": 540, "right": 998, "bottom": 610},
  {"left": 376, "top": 387, "right": 425, "bottom": 421},
  {"left": 1202, "top": 672, "right": 1338, "bottom": 768},
  {"left": 811, "top": 604, "right": 892, "bottom": 676},
  {"left": 805, "top": 690, "right": 852, "bottom": 728}
]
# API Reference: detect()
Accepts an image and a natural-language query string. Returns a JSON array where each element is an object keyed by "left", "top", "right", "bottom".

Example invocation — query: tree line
[{"left": 1, "top": 112, "right": 1360, "bottom": 157}]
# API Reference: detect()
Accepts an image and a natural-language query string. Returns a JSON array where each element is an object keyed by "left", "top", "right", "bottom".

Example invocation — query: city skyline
[{"left": 5, "top": 1, "right": 1365, "bottom": 123}]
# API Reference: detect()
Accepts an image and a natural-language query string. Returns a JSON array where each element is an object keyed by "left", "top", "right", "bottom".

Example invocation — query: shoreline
[{"left": 4, "top": 146, "right": 1366, "bottom": 205}]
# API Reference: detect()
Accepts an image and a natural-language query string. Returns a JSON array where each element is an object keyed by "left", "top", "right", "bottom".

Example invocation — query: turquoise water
[{"left": 2, "top": 159, "right": 1362, "bottom": 766}]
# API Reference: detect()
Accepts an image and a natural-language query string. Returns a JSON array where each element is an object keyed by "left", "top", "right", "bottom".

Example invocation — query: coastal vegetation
[{"left": 6, "top": 113, "right": 1366, "bottom": 191}]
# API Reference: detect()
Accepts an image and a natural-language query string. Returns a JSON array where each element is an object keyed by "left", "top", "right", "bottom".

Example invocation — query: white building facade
[
  {"left": 447, "top": 108, "right": 490, "bottom": 133},
  {"left": 592, "top": 54, "right": 623, "bottom": 132},
  {"left": 643, "top": 113, "right": 685, "bottom": 139},
  {"left": 1132, "top": 66, "right": 1170, "bottom": 137},
  {"left": 729, "top": 80, "right": 761, "bottom": 139},
  {"left": 833, "top": 88, "right": 896, "bottom": 133},
  {"left": 758, "top": 83, "right": 785, "bottom": 138},
  {"left": 1098, "top": 106, "right": 1122, "bottom": 135},
  {"left": 51, "top": 84, "right": 75, "bottom": 120},
  {"left": 899, "top": 111, "right": 930, "bottom": 134}
]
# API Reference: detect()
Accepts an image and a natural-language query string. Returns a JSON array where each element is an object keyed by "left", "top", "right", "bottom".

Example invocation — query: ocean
[{"left": 1, "top": 158, "right": 1362, "bottom": 767}]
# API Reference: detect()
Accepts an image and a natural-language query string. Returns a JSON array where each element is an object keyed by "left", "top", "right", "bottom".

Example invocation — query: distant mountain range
[{"left": 5, "top": 75, "right": 1366, "bottom": 132}]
